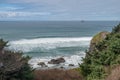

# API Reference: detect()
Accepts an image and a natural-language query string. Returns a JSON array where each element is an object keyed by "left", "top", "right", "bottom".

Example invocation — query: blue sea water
[{"left": 0, "top": 21, "right": 119, "bottom": 68}]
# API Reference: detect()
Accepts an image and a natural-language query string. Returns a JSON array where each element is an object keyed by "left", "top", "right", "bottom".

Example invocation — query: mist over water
[{"left": 0, "top": 21, "right": 119, "bottom": 68}]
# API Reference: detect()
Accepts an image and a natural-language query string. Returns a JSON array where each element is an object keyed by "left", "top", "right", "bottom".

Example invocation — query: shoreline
[
  {"left": 29, "top": 55, "right": 84, "bottom": 70},
  {"left": 35, "top": 65, "right": 79, "bottom": 70}
]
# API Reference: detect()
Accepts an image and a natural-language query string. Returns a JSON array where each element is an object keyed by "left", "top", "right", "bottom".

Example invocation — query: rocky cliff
[{"left": 89, "top": 31, "right": 110, "bottom": 52}]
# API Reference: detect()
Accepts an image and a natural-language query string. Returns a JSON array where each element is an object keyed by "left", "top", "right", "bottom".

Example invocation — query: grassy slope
[{"left": 34, "top": 69, "right": 82, "bottom": 80}]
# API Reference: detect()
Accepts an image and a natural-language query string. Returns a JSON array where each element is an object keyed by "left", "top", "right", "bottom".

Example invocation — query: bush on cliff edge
[
  {"left": 0, "top": 39, "right": 34, "bottom": 80},
  {"left": 80, "top": 24, "right": 120, "bottom": 80}
]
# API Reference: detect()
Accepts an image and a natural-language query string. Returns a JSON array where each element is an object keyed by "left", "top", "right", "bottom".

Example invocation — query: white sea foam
[
  {"left": 7, "top": 37, "right": 91, "bottom": 69},
  {"left": 9, "top": 37, "right": 92, "bottom": 44},
  {"left": 29, "top": 51, "right": 85, "bottom": 69},
  {"left": 8, "top": 37, "right": 92, "bottom": 52}
]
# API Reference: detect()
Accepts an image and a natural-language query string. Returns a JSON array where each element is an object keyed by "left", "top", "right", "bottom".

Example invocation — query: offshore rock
[
  {"left": 48, "top": 57, "right": 65, "bottom": 64},
  {"left": 69, "top": 64, "right": 74, "bottom": 66},
  {"left": 38, "top": 62, "right": 47, "bottom": 67}
]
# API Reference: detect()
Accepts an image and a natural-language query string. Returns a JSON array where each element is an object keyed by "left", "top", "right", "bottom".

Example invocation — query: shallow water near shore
[{"left": 0, "top": 21, "right": 119, "bottom": 69}]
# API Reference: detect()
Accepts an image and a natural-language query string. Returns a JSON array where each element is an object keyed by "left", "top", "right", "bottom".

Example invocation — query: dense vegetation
[
  {"left": 0, "top": 39, "right": 34, "bottom": 80},
  {"left": 80, "top": 24, "right": 120, "bottom": 80}
]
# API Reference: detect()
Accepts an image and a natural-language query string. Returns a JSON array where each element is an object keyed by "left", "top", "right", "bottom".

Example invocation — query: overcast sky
[{"left": 0, "top": 0, "right": 119, "bottom": 21}]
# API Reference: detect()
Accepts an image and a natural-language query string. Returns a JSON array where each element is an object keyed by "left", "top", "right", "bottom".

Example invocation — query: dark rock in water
[
  {"left": 69, "top": 64, "right": 74, "bottom": 66},
  {"left": 38, "top": 62, "right": 47, "bottom": 67},
  {"left": 48, "top": 57, "right": 65, "bottom": 64},
  {"left": 38, "top": 62, "right": 45, "bottom": 66},
  {"left": 60, "top": 66, "right": 64, "bottom": 69},
  {"left": 89, "top": 31, "right": 110, "bottom": 52}
]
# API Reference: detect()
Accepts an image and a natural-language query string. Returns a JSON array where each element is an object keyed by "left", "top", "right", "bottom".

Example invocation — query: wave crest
[{"left": 8, "top": 37, "right": 92, "bottom": 52}]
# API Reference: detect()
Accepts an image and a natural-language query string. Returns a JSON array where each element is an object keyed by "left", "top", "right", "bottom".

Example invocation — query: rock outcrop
[
  {"left": 69, "top": 64, "right": 74, "bottom": 66},
  {"left": 38, "top": 62, "right": 47, "bottom": 67},
  {"left": 48, "top": 57, "right": 65, "bottom": 64},
  {"left": 89, "top": 31, "right": 110, "bottom": 52}
]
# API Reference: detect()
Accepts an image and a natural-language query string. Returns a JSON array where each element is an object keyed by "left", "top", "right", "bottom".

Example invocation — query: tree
[
  {"left": 0, "top": 39, "right": 8, "bottom": 52},
  {"left": 0, "top": 39, "right": 34, "bottom": 80},
  {"left": 112, "top": 23, "right": 120, "bottom": 33}
]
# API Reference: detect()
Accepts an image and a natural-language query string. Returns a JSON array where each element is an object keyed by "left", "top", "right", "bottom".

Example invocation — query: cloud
[
  {"left": 0, "top": 0, "right": 120, "bottom": 20},
  {"left": 0, "top": 11, "right": 51, "bottom": 18},
  {"left": 3, "top": 0, "right": 62, "bottom": 4}
]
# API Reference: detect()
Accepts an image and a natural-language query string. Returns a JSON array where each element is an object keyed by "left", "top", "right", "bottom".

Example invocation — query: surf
[{"left": 8, "top": 37, "right": 92, "bottom": 52}]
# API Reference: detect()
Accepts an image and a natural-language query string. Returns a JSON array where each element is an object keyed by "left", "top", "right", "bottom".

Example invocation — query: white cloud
[
  {"left": 8, "top": 0, "right": 62, "bottom": 4},
  {"left": 0, "top": 11, "right": 51, "bottom": 18},
  {"left": 0, "top": 0, "right": 120, "bottom": 20},
  {"left": 0, "top": 6, "right": 19, "bottom": 11}
]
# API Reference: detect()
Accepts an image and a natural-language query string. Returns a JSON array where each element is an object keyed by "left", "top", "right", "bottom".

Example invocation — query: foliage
[
  {"left": 91, "top": 31, "right": 109, "bottom": 45},
  {"left": 0, "top": 39, "right": 8, "bottom": 51},
  {"left": 14, "top": 63, "right": 34, "bottom": 80},
  {"left": 79, "top": 24, "right": 120, "bottom": 80},
  {"left": 0, "top": 39, "right": 34, "bottom": 80},
  {"left": 112, "top": 23, "right": 120, "bottom": 33}
]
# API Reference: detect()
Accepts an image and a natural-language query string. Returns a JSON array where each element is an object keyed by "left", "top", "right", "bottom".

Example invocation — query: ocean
[{"left": 0, "top": 21, "right": 119, "bottom": 69}]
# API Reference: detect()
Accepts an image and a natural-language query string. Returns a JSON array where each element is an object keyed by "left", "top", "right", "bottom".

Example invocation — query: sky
[{"left": 0, "top": 0, "right": 120, "bottom": 21}]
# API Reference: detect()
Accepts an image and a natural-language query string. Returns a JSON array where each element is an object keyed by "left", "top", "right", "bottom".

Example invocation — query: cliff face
[{"left": 89, "top": 31, "right": 110, "bottom": 52}]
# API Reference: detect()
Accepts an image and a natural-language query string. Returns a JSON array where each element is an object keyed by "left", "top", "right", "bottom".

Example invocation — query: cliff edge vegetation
[
  {"left": 79, "top": 24, "right": 120, "bottom": 80},
  {"left": 0, "top": 39, "right": 34, "bottom": 80}
]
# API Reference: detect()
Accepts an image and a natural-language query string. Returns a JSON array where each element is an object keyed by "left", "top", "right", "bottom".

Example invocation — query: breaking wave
[
  {"left": 8, "top": 37, "right": 92, "bottom": 52},
  {"left": 8, "top": 37, "right": 92, "bottom": 69}
]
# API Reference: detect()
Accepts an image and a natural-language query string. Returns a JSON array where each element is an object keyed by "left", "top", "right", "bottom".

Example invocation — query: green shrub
[
  {"left": 0, "top": 39, "right": 34, "bottom": 80},
  {"left": 0, "top": 39, "right": 8, "bottom": 51},
  {"left": 79, "top": 24, "right": 120, "bottom": 80},
  {"left": 112, "top": 24, "right": 120, "bottom": 33}
]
